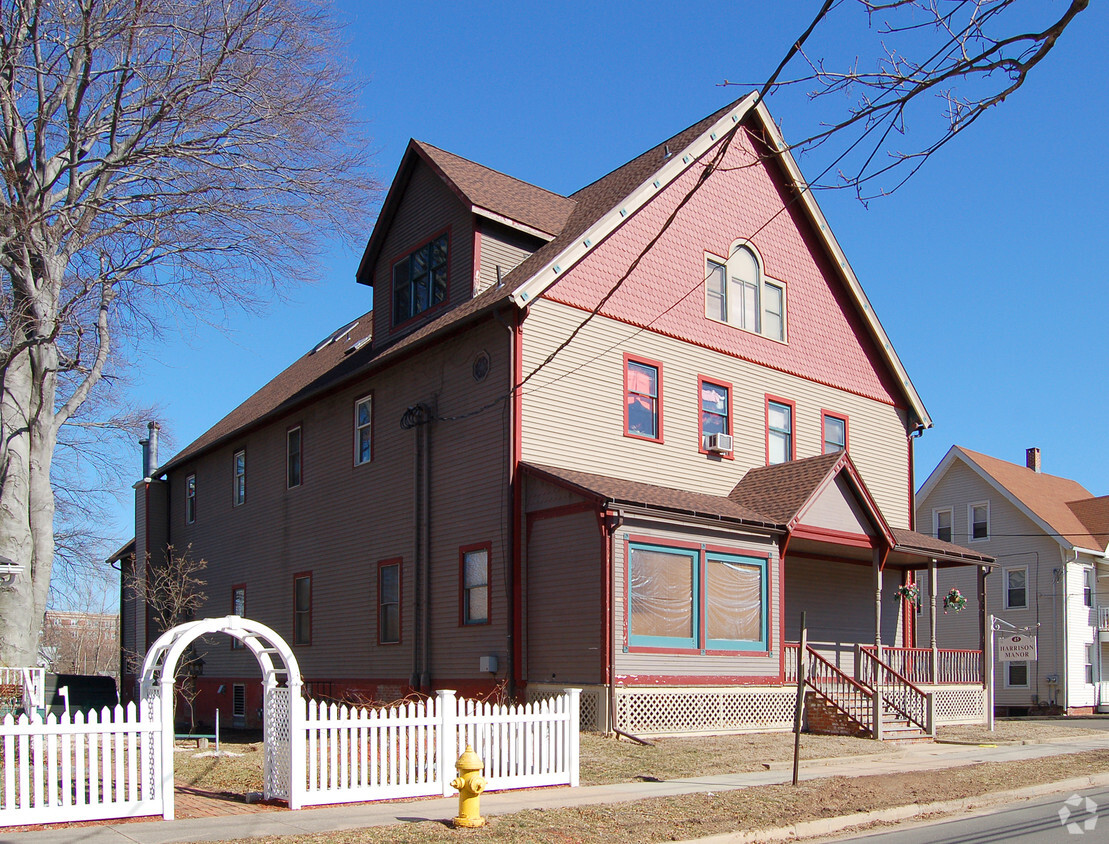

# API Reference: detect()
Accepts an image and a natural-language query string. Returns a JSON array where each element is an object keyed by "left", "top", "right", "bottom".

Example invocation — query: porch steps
[{"left": 801, "top": 647, "right": 932, "bottom": 743}]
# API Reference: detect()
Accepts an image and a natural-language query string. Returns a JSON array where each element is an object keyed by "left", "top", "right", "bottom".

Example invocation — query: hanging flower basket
[
  {"left": 943, "top": 587, "right": 967, "bottom": 614},
  {"left": 894, "top": 583, "right": 920, "bottom": 604}
]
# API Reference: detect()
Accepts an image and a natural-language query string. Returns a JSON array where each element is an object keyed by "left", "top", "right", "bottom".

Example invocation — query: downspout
[
  {"left": 494, "top": 307, "right": 519, "bottom": 700},
  {"left": 421, "top": 412, "right": 432, "bottom": 691}
]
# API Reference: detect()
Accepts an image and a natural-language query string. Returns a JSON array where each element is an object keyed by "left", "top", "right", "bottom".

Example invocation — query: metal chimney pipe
[{"left": 142, "top": 421, "right": 160, "bottom": 478}]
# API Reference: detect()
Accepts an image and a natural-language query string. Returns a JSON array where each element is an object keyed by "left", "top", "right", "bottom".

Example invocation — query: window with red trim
[
  {"left": 378, "top": 561, "right": 400, "bottom": 644},
  {"left": 766, "top": 399, "right": 794, "bottom": 464},
  {"left": 393, "top": 234, "right": 448, "bottom": 325},
  {"left": 293, "top": 573, "right": 312, "bottom": 645},
  {"left": 699, "top": 379, "right": 731, "bottom": 448},
  {"left": 625, "top": 356, "right": 662, "bottom": 441},
  {"left": 461, "top": 544, "right": 490, "bottom": 625},
  {"left": 822, "top": 413, "right": 847, "bottom": 454}
]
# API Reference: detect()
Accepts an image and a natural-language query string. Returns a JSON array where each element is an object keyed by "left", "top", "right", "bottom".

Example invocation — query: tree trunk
[{"left": 0, "top": 335, "right": 59, "bottom": 667}]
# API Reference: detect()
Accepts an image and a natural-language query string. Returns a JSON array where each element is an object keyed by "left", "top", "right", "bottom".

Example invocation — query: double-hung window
[
  {"left": 1006, "top": 661, "right": 1029, "bottom": 687},
  {"left": 232, "top": 450, "right": 246, "bottom": 506},
  {"left": 231, "top": 586, "right": 245, "bottom": 649},
  {"left": 293, "top": 573, "right": 312, "bottom": 645},
  {"left": 822, "top": 413, "right": 847, "bottom": 454},
  {"left": 1005, "top": 567, "right": 1027, "bottom": 609},
  {"left": 185, "top": 474, "right": 196, "bottom": 524},
  {"left": 393, "top": 233, "right": 448, "bottom": 325},
  {"left": 378, "top": 561, "right": 400, "bottom": 644},
  {"left": 461, "top": 545, "right": 489, "bottom": 625},
  {"left": 1086, "top": 644, "right": 1095, "bottom": 684},
  {"left": 355, "top": 396, "right": 373, "bottom": 465},
  {"left": 1083, "top": 569, "right": 1093, "bottom": 607},
  {"left": 705, "top": 245, "right": 786, "bottom": 341},
  {"left": 766, "top": 398, "right": 794, "bottom": 464},
  {"left": 625, "top": 355, "right": 662, "bottom": 441},
  {"left": 628, "top": 540, "right": 769, "bottom": 652},
  {"left": 969, "top": 502, "right": 989, "bottom": 541},
  {"left": 699, "top": 378, "right": 731, "bottom": 450},
  {"left": 933, "top": 508, "right": 953, "bottom": 543},
  {"left": 287, "top": 427, "right": 302, "bottom": 488}
]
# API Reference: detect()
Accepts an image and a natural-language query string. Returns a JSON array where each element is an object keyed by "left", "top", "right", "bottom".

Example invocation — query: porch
[{"left": 1099, "top": 606, "right": 1109, "bottom": 641}]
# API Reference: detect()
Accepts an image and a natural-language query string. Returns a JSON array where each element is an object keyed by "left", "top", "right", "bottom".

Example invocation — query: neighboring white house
[{"left": 916, "top": 446, "right": 1109, "bottom": 714}]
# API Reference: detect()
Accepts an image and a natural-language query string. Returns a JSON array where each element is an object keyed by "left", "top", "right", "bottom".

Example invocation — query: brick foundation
[{"left": 804, "top": 692, "right": 869, "bottom": 738}]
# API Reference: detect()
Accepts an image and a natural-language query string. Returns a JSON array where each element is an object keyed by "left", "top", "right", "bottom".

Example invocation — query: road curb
[{"left": 684, "top": 771, "right": 1109, "bottom": 843}]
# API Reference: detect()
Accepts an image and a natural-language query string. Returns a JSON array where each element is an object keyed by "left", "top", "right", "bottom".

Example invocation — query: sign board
[{"left": 998, "top": 634, "right": 1037, "bottom": 662}]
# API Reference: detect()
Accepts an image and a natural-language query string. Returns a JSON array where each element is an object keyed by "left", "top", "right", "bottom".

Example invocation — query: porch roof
[
  {"left": 522, "top": 463, "right": 780, "bottom": 530},
  {"left": 523, "top": 461, "right": 992, "bottom": 568}
]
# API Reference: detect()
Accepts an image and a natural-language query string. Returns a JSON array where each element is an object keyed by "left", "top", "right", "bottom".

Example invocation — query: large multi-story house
[
  {"left": 916, "top": 446, "right": 1108, "bottom": 715},
  {"left": 120, "top": 93, "right": 993, "bottom": 737}
]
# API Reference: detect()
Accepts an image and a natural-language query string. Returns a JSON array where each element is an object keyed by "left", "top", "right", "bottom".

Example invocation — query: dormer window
[
  {"left": 706, "top": 243, "right": 786, "bottom": 342},
  {"left": 393, "top": 233, "right": 448, "bottom": 325}
]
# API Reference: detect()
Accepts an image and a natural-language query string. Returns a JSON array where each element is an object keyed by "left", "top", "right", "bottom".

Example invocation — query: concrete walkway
[{"left": 4, "top": 733, "right": 1109, "bottom": 844}]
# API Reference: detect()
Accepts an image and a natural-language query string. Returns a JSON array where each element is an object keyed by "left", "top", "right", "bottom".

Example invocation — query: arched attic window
[{"left": 705, "top": 242, "right": 786, "bottom": 342}]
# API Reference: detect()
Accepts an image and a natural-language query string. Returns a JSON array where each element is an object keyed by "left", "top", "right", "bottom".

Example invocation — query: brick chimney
[{"left": 1026, "top": 447, "right": 1041, "bottom": 473}]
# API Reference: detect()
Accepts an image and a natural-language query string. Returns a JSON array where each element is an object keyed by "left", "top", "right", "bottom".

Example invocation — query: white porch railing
[
  {"left": 1098, "top": 606, "right": 1109, "bottom": 632},
  {"left": 858, "top": 646, "right": 982, "bottom": 686},
  {"left": 297, "top": 688, "right": 580, "bottom": 807},
  {"left": 0, "top": 703, "right": 163, "bottom": 827}
]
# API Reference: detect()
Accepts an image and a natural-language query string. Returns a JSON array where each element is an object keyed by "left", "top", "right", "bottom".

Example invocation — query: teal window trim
[
  {"left": 704, "top": 552, "right": 768, "bottom": 651},
  {"left": 627, "top": 542, "right": 699, "bottom": 650}
]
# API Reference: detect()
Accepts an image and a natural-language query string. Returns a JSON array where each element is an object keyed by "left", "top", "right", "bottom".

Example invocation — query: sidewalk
[{"left": 4, "top": 733, "right": 1109, "bottom": 844}]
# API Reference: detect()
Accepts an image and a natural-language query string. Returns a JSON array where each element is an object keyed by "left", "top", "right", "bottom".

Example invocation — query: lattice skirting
[
  {"left": 527, "top": 685, "right": 606, "bottom": 732},
  {"left": 615, "top": 687, "right": 795, "bottom": 736},
  {"left": 927, "top": 685, "right": 987, "bottom": 725}
]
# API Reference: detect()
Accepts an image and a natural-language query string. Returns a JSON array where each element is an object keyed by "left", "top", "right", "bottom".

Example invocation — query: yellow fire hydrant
[{"left": 450, "top": 744, "right": 487, "bottom": 828}]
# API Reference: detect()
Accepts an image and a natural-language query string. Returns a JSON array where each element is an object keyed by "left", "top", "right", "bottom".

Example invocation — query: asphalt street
[{"left": 833, "top": 785, "right": 1108, "bottom": 844}]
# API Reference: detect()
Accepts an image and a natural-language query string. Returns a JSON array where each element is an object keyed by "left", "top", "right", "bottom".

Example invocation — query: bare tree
[
  {"left": 0, "top": 0, "right": 378, "bottom": 665},
  {"left": 729, "top": 0, "right": 1089, "bottom": 200},
  {"left": 125, "top": 544, "right": 207, "bottom": 728}
]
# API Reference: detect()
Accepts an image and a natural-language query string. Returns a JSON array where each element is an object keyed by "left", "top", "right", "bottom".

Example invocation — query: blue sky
[{"left": 95, "top": 1, "right": 1107, "bottom": 598}]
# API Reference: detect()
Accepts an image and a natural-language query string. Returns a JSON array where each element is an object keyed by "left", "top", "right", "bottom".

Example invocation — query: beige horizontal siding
[
  {"left": 916, "top": 457, "right": 1067, "bottom": 708},
  {"left": 520, "top": 300, "right": 912, "bottom": 526}
]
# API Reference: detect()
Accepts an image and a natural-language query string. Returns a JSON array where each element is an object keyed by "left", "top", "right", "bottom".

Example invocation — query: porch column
[
  {"left": 873, "top": 547, "right": 883, "bottom": 653},
  {"left": 978, "top": 565, "right": 989, "bottom": 686},
  {"left": 929, "top": 559, "right": 938, "bottom": 684}
]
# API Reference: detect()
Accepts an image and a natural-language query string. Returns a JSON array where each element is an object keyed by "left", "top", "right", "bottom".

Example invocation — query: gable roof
[
  {"left": 166, "top": 95, "right": 933, "bottom": 473},
  {"left": 918, "top": 446, "right": 1106, "bottom": 553},
  {"left": 526, "top": 459, "right": 990, "bottom": 567},
  {"left": 357, "top": 139, "right": 576, "bottom": 282},
  {"left": 729, "top": 451, "right": 895, "bottom": 546}
]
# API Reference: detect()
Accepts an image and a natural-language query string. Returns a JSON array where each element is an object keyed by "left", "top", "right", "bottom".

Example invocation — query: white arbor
[{"left": 139, "top": 616, "right": 304, "bottom": 817}]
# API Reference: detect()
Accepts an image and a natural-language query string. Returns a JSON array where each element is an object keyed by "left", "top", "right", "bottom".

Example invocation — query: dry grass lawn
[{"left": 206, "top": 749, "right": 1109, "bottom": 844}]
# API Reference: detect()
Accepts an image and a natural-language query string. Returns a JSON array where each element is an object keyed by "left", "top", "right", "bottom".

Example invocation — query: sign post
[{"left": 988, "top": 616, "right": 1040, "bottom": 732}]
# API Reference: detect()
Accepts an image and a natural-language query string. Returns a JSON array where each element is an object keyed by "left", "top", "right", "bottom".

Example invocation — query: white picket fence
[
  {"left": 298, "top": 688, "right": 580, "bottom": 807},
  {"left": 0, "top": 703, "right": 163, "bottom": 827}
]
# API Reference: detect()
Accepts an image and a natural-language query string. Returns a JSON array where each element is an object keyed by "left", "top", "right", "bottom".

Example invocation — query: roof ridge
[{"left": 413, "top": 139, "right": 572, "bottom": 203}]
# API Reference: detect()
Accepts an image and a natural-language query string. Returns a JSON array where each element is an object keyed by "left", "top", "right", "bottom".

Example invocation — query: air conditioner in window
[{"left": 706, "top": 433, "right": 733, "bottom": 454}]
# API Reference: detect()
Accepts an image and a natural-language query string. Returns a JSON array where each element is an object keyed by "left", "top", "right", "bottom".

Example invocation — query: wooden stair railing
[{"left": 856, "top": 646, "right": 934, "bottom": 737}]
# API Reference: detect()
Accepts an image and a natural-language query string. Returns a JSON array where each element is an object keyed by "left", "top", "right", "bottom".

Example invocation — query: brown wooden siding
[
  {"left": 520, "top": 300, "right": 912, "bottom": 527},
  {"left": 525, "top": 510, "right": 603, "bottom": 684},
  {"left": 159, "top": 317, "right": 512, "bottom": 693},
  {"left": 476, "top": 220, "right": 544, "bottom": 296},
  {"left": 371, "top": 162, "right": 474, "bottom": 345}
]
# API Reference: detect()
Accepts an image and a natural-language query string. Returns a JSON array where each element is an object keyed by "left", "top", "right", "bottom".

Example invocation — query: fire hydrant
[{"left": 449, "top": 744, "right": 487, "bottom": 828}]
